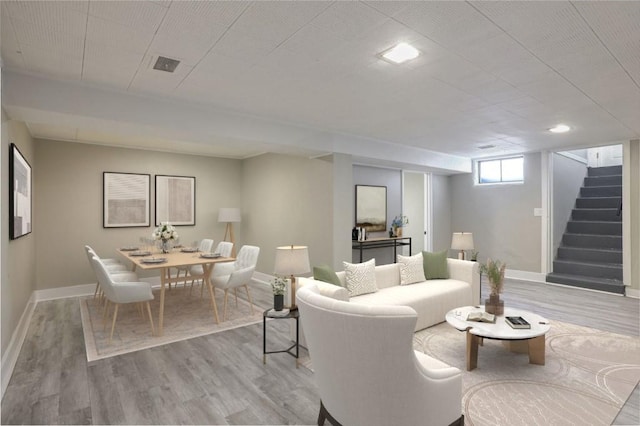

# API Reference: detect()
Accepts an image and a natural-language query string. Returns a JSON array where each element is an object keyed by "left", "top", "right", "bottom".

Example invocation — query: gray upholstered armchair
[{"left": 297, "top": 284, "right": 464, "bottom": 426}]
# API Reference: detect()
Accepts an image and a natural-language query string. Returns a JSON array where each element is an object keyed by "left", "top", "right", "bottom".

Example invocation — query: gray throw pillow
[{"left": 422, "top": 250, "right": 449, "bottom": 279}]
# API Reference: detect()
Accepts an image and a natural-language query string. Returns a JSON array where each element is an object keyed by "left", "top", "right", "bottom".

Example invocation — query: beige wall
[
  {"left": 34, "top": 139, "right": 242, "bottom": 289},
  {"left": 241, "top": 153, "right": 333, "bottom": 274},
  {"left": 2, "top": 120, "right": 36, "bottom": 356},
  {"left": 450, "top": 152, "right": 542, "bottom": 271}
]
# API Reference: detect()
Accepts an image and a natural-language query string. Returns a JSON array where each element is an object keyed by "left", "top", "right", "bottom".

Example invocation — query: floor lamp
[
  {"left": 274, "top": 245, "right": 310, "bottom": 310},
  {"left": 218, "top": 208, "right": 241, "bottom": 257}
]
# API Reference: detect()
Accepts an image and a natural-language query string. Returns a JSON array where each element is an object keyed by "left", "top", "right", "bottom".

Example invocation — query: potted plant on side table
[
  {"left": 480, "top": 258, "right": 505, "bottom": 315},
  {"left": 271, "top": 276, "right": 287, "bottom": 311}
]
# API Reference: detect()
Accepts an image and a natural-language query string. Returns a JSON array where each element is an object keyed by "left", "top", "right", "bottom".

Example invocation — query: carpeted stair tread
[{"left": 546, "top": 272, "right": 625, "bottom": 294}]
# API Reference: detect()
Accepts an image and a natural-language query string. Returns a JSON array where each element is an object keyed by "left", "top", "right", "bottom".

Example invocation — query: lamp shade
[
  {"left": 218, "top": 207, "right": 241, "bottom": 223},
  {"left": 451, "top": 232, "right": 474, "bottom": 250},
  {"left": 274, "top": 245, "right": 310, "bottom": 276}
]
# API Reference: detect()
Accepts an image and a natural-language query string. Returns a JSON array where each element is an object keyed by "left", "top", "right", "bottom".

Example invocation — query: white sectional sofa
[{"left": 298, "top": 258, "right": 480, "bottom": 332}]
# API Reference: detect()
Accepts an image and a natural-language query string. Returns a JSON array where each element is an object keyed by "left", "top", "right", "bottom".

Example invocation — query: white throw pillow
[
  {"left": 397, "top": 253, "right": 426, "bottom": 285},
  {"left": 343, "top": 258, "right": 378, "bottom": 297}
]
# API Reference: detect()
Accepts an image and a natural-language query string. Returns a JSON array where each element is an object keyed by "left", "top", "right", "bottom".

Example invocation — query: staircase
[{"left": 547, "top": 165, "right": 624, "bottom": 294}]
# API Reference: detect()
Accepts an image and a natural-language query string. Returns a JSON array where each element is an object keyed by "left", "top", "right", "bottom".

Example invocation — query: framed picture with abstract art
[
  {"left": 355, "top": 184, "right": 387, "bottom": 232},
  {"left": 103, "top": 172, "right": 150, "bottom": 228},
  {"left": 155, "top": 175, "right": 196, "bottom": 226},
  {"left": 9, "top": 143, "right": 32, "bottom": 240}
]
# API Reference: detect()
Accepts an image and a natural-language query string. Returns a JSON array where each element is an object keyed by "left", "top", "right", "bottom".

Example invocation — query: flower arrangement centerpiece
[
  {"left": 391, "top": 215, "right": 409, "bottom": 237},
  {"left": 271, "top": 276, "right": 287, "bottom": 311},
  {"left": 480, "top": 258, "right": 506, "bottom": 315},
  {"left": 152, "top": 222, "right": 179, "bottom": 253}
]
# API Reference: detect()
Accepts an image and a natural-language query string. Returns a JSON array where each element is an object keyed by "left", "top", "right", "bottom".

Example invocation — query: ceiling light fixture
[
  {"left": 549, "top": 124, "right": 570, "bottom": 133},
  {"left": 380, "top": 42, "right": 420, "bottom": 64}
]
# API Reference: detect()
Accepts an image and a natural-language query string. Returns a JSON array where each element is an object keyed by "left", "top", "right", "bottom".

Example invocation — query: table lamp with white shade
[
  {"left": 274, "top": 245, "right": 310, "bottom": 310},
  {"left": 218, "top": 208, "right": 241, "bottom": 257},
  {"left": 451, "top": 232, "right": 474, "bottom": 260}
]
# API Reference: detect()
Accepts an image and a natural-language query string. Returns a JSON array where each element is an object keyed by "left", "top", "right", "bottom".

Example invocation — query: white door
[
  {"left": 402, "top": 171, "right": 431, "bottom": 254},
  {"left": 587, "top": 145, "right": 623, "bottom": 167}
]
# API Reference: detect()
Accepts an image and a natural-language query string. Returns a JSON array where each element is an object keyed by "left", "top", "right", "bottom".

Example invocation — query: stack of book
[{"left": 505, "top": 316, "right": 531, "bottom": 329}]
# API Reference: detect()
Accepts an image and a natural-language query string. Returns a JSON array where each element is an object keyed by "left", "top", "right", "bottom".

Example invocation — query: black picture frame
[
  {"left": 355, "top": 184, "right": 387, "bottom": 232},
  {"left": 103, "top": 172, "right": 150, "bottom": 228},
  {"left": 154, "top": 175, "right": 196, "bottom": 226},
  {"left": 9, "top": 143, "right": 32, "bottom": 240}
]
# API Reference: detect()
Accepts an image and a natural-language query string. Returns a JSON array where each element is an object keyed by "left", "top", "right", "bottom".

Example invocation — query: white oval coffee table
[{"left": 445, "top": 306, "right": 551, "bottom": 371}]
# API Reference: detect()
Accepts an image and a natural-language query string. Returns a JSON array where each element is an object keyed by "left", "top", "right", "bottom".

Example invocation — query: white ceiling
[{"left": 1, "top": 1, "right": 639, "bottom": 173}]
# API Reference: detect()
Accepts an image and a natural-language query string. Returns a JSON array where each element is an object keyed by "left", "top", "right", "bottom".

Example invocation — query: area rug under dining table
[
  {"left": 80, "top": 285, "right": 264, "bottom": 363},
  {"left": 413, "top": 320, "right": 640, "bottom": 426}
]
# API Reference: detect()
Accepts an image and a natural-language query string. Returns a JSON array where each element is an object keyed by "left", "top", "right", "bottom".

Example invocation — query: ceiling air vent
[
  {"left": 153, "top": 56, "right": 180, "bottom": 73},
  {"left": 478, "top": 144, "right": 496, "bottom": 150}
]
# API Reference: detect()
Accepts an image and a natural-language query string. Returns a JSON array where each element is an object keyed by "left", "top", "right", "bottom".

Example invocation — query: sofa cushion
[
  {"left": 343, "top": 259, "right": 378, "bottom": 297},
  {"left": 423, "top": 250, "right": 449, "bottom": 279},
  {"left": 397, "top": 253, "right": 426, "bottom": 285},
  {"left": 313, "top": 264, "right": 343, "bottom": 287},
  {"left": 352, "top": 279, "right": 472, "bottom": 331}
]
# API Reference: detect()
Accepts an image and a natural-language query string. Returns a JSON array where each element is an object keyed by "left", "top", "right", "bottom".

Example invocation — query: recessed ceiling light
[
  {"left": 380, "top": 43, "right": 420, "bottom": 64},
  {"left": 549, "top": 124, "right": 570, "bottom": 133}
]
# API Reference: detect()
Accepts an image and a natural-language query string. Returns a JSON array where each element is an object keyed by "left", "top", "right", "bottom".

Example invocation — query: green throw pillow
[
  {"left": 313, "top": 265, "right": 343, "bottom": 287},
  {"left": 422, "top": 250, "right": 450, "bottom": 279}
]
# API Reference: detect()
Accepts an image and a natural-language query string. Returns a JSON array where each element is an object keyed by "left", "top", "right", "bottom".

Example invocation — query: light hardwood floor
[{"left": 1, "top": 278, "right": 638, "bottom": 425}]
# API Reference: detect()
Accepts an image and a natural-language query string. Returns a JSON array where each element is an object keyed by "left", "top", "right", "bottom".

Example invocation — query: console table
[{"left": 352, "top": 237, "right": 412, "bottom": 263}]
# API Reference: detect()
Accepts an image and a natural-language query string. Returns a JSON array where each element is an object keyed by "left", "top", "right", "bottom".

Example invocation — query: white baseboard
[
  {"left": 1, "top": 293, "right": 36, "bottom": 399},
  {"left": 252, "top": 271, "right": 272, "bottom": 286},
  {"left": 505, "top": 269, "right": 546, "bottom": 283},
  {"left": 34, "top": 283, "right": 96, "bottom": 301},
  {"left": 626, "top": 288, "right": 639, "bottom": 299}
]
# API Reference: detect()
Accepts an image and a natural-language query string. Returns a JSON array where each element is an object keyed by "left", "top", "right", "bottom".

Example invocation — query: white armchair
[
  {"left": 90, "top": 256, "right": 155, "bottom": 343},
  {"left": 210, "top": 245, "right": 260, "bottom": 321},
  {"left": 296, "top": 284, "right": 464, "bottom": 426}
]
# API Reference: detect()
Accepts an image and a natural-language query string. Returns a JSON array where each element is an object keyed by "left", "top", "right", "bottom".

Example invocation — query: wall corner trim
[{"left": 1, "top": 293, "right": 36, "bottom": 399}]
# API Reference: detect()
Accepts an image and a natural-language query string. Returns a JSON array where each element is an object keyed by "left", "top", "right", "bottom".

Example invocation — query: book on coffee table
[
  {"left": 467, "top": 311, "right": 495, "bottom": 323},
  {"left": 505, "top": 316, "right": 531, "bottom": 329}
]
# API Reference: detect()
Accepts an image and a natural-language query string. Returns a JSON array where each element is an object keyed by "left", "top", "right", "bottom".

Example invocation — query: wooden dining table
[{"left": 117, "top": 248, "right": 235, "bottom": 336}]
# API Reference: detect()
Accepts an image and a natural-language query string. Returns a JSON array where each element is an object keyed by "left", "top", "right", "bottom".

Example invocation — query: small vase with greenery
[
  {"left": 271, "top": 276, "right": 287, "bottom": 311},
  {"left": 480, "top": 259, "right": 505, "bottom": 315},
  {"left": 391, "top": 215, "right": 409, "bottom": 237}
]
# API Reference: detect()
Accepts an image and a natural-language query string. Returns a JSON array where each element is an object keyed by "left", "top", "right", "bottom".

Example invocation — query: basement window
[{"left": 477, "top": 156, "right": 524, "bottom": 185}]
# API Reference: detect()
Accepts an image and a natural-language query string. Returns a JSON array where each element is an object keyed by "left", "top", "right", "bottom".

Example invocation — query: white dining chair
[
  {"left": 180, "top": 239, "right": 214, "bottom": 292},
  {"left": 210, "top": 245, "right": 260, "bottom": 321},
  {"left": 90, "top": 256, "right": 155, "bottom": 343},
  {"left": 85, "top": 245, "right": 133, "bottom": 299},
  {"left": 195, "top": 241, "right": 234, "bottom": 296}
]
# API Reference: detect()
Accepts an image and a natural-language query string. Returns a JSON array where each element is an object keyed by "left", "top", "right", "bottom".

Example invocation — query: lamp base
[
  {"left": 458, "top": 250, "right": 465, "bottom": 260},
  {"left": 287, "top": 276, "right": 298, "bottom": 310}
]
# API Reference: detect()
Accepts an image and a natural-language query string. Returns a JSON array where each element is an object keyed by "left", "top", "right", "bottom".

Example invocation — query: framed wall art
[
  {"left": 155, "top": 175, "right": 196, "bottom": 226},
  {"left": 103, "top": 172, "right": 150, "bottom": 228},
  {"left": 355, "top": 184, "right": 387, "bottom": 232},
  {"left": 9, "top": 143, "right": 32, "bottom": 239}
]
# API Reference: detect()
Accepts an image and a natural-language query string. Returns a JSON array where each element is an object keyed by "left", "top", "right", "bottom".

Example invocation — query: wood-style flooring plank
[{"left": 2, "top": 278, "right": 638, "bottom": 425}]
